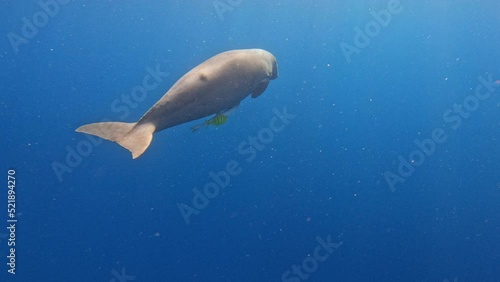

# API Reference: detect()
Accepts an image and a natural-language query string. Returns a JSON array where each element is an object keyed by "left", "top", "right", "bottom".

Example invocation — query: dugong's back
[{"left": 76, "top": 49, "right": 278, "bottom": 159}]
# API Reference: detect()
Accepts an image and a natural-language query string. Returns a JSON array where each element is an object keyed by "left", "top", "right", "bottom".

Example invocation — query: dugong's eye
[{"left": 198, "top": 73, "right": 208, "bottom": 81}]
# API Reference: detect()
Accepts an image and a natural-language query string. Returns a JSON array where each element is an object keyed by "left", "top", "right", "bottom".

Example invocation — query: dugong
[{"left": 76, "top": 49, "right": 278, "bottom": 159}]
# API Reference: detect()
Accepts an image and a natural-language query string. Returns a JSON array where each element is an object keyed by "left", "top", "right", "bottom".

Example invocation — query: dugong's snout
[
  {"left": 258, "top": 48, "right": 278, "bottom": 79},
  {"left": 271, "top": 61, "right": 279, "bottom": 79}
]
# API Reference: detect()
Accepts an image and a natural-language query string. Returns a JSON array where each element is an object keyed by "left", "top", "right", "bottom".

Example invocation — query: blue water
[{"left": 1, "top": 1, "right": 499, "bottom": 281}]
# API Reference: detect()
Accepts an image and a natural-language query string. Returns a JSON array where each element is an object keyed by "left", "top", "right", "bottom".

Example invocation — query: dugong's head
[{"left": 251, "top": 49, "right": 278, "bottom": 80}]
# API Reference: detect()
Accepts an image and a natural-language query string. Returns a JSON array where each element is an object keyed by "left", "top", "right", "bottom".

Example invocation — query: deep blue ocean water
[{"left": 1, "top": 1, "right": 499, "bottom": 281}]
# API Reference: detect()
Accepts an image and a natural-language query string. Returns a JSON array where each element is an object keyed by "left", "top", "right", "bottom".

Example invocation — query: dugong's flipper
[{"left": 76, "top": 122, "right": 156, "bottom": 159}]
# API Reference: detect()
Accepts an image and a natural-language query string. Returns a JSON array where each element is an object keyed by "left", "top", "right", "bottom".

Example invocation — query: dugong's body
[{"left": 76, "top": 49, "right": 278, "bottom": 159}]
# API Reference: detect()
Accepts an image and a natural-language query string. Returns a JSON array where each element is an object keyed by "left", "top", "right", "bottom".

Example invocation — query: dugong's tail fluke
[{"left": 75, "top": 122, "right": 155, "bottom": 159}]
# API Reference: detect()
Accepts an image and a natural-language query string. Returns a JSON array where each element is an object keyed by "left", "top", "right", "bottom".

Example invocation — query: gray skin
[
  {"left": 140, "top": 48, "right": 278, "bottom": 132},
  {"left": 76, "top": 49, "right": 278, "bottom": 159}
]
